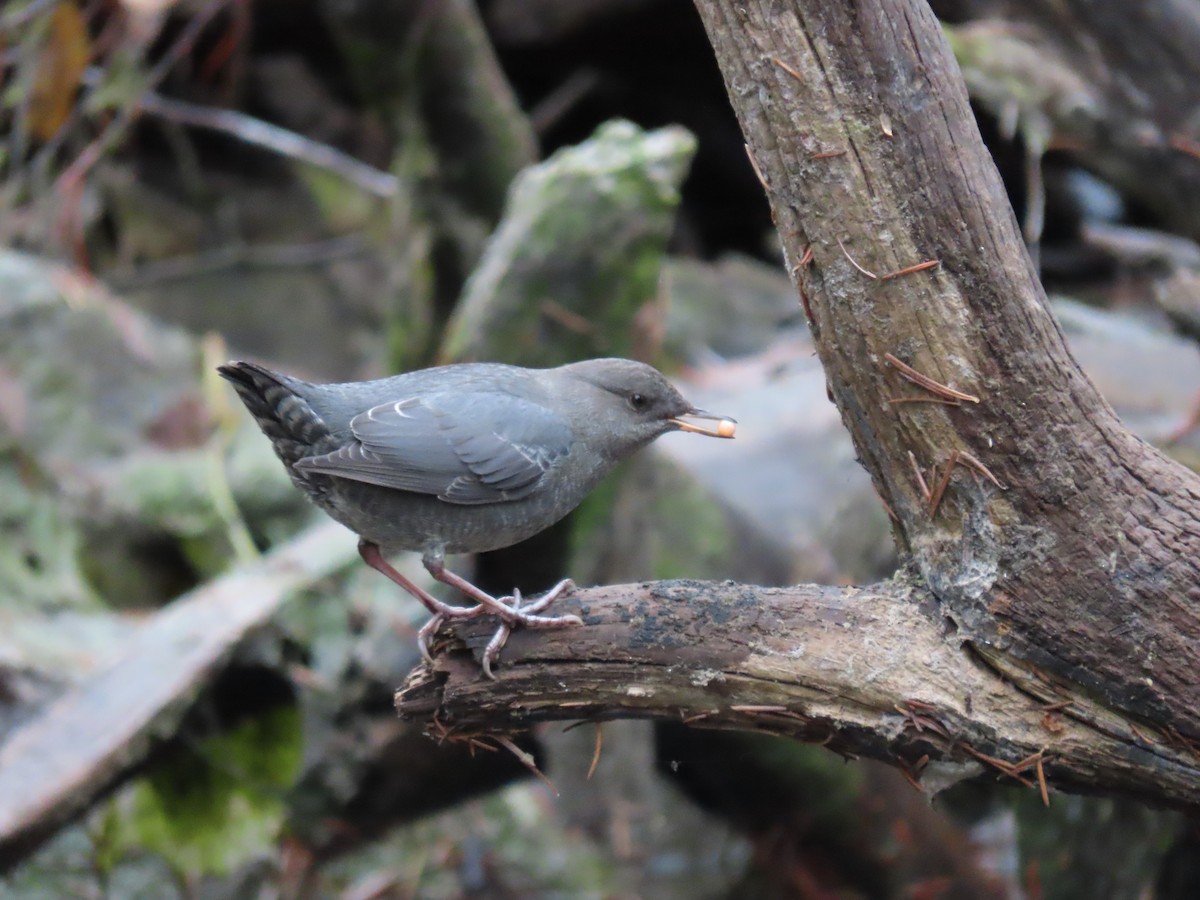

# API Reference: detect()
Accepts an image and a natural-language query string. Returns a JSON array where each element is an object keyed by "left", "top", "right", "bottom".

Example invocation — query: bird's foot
[
  {"left": 480, "top": 579, "right": 580, "bottom": 679},
  {"left": 412, "top": 579, "right": 580, "bottom": 675},
  {"left": 415, "top": 600, "right": 485, "bottom": 664}
]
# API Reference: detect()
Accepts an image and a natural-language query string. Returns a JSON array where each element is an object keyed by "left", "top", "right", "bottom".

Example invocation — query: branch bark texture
[
  {"left": 398, "top": 580, "right": 1200, "bottom": 808},
  {"left": 689, "top": 0, "right": 1200, "bottom": 735}
]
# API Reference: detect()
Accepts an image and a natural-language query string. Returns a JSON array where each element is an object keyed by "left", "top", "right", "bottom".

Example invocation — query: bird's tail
[{"left": 217, "top": 361, "right": 336, "bottom": 466}]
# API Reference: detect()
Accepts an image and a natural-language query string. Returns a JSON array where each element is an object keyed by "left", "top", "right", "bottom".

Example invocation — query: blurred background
[{"left": 1, "top": 0, "right": 1199, "bottom": 896}]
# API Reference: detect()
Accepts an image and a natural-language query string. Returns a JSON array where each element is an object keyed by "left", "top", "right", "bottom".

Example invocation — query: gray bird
[{"left": 218, "top": 358, "right": 736, "bottom": 676}]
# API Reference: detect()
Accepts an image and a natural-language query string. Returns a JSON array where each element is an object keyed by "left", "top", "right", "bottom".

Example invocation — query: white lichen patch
[{"left": 689, "top": 668, "right": 726, "bottom": 687}]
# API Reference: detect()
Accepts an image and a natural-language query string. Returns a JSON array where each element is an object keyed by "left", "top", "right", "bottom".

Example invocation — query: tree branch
[
  {"left": 0, "top": 521, "right": 359, "bottom": 871},
  {"left": 687, "top": 0, "right": 1200, "bottom": 734},
  {"left": 967, "top": 0, "right": 1200, "bottom": 244},
  {"left": 397, "top": 580, "right": 1200, "bottom": 808},
  {"left": 398, "top": 0, "right": 1200, "bottom": 807}
]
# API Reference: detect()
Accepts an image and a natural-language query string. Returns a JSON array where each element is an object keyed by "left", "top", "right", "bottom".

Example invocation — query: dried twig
[
  {"left": 137, "top": 91, "right": 398, "bottom": 198},
  {"left": 1036, "top": 754, "right": 1050, "bottom": 806},
  {"left": 909, "top": 451, "right": 931, "bottom": 502},
  {"left": 895, "top": 701, "right": 950, "bottom": 737},
  {"left": 1129, "top": 723, "right": 1154, "bottom": 746},
  {"left": 745, "top": 143, "right": 768, "bottom": 189},
  {"left": 588, "top": 723, "right": 603, "bottom": 780},
  {"left": 962, "top": 745, "right": 1036, "bottom": 788},
  {"left": 888, "top": 396, "right": 961, "bottom": 406},
  {"left": 898, "top": 766, "right": 925, "bottom": 793},
  {"left": 771, "top": 57, "right": 804, "bottom": 82},
  {"left": 875, "top": 488, "right": 899, "bottom": 522},
  {"left": 955, "top": 450, "right": 1005, "bottom": 489},
  {"left": 1036, "top": 700, "right": 1074, "bottom": 712},
  {"left": 57, "top": 0, "right": 233, "bottom": 193},
  {"left": 494, "top": 736, "right": 559, "bottom": 796},
  {"left": 928, "top": 450, "right": 960, "bottom": 516}
]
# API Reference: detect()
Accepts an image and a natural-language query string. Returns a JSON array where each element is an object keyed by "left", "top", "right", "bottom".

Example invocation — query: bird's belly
[{"left": 315, "top": 476, "right": 586, "bottom": 556}]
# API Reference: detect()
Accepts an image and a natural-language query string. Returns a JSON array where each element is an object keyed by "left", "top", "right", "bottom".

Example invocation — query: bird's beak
[{"left": 669, "top": 408, "right": 737, "bottom": 438}]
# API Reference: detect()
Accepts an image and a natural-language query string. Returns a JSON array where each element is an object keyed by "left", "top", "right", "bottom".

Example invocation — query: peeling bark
[
  {"left": 397, "top": 579, "right": 1200, "bottom": 809},
  {"left": 688, "top": 0, "right": 1200, "bottom": 736}
]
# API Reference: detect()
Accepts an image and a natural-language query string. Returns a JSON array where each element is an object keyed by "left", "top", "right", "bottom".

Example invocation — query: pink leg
[
  {"left": 424, "top": 557, "right": 581, "bottom": 629},
  {"left": 359, "top": 541, "right": 483, "bottom": 663},
  {"left": 424, "top": 555, "right": 581, "bottom": 680},
  {"left": 359, "top": 541, "right": 581, "bottom": 677},
  {"left": 479, "top": 579, "right": 576, "bottom": 678}
]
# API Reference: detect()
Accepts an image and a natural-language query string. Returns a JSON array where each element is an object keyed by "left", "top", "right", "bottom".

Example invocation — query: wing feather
[{"left": 293, "top": 391, "right": 572, "bottom": 505}]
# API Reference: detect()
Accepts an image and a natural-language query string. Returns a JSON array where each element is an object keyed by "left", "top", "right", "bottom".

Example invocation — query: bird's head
[{"left": 555, "top": 358, "right": 735, "bottom": 460}]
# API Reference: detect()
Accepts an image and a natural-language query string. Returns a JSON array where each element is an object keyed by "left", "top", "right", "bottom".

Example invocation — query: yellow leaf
[{"left": 28, "top": 1, "right": 91, "bottom": 142}]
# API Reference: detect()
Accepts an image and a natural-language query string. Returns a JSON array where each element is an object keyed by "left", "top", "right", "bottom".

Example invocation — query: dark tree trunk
[{"left": 686, "top": 0, "right": 1200, "bottom": 736}]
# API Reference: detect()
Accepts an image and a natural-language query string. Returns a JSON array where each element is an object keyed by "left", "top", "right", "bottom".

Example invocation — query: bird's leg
[
  {"left": 481, "top": 589, "right": 520, "bottom": 680},
  {"left": 358, "top": 540, "right": 484, "bottom": 663},
  {"left": 364, "top": 541, "right": 581, "bottom": 676},
  {"left": 512, "top": 578, "right": 575, "bottom": 615},
  {"left": 422, "top": 553, "right": 582, "bottom": 678},
  {"left": 479, "top": 579, "right": 576, "bottom": 678},
  {"left": 423, "top": 555, "right": 582, "bottom": 629}
]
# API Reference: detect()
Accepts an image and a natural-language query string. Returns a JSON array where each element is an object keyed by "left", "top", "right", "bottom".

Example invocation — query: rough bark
[
  {"left": 399, "top": 0, "right": 1200, "bottom": 805},
  {"left": 397, "top": 579, "right": 1200, "bottom": 808},
  {"left": 688, "top": 0, "right": 1200, "bottom": 733}
]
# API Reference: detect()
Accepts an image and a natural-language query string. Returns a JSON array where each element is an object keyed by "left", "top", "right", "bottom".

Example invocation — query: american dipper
[{"left": 219, "top": 358, "right": 735, "bottom": 676}]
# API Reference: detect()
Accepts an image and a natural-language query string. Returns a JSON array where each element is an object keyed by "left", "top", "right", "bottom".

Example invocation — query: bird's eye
[{"left": 628, "top": 392, "right": 648, "bottom": 412}]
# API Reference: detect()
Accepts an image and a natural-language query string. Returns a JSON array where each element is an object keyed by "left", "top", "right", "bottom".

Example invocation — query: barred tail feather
[{"left": 217, "top": 361, "right": 335, "bottom": 467}]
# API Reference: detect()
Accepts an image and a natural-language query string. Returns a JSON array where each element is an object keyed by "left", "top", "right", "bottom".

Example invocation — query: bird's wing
[{"left": 293, "top": 391, "right": 573, "bottom": 505}]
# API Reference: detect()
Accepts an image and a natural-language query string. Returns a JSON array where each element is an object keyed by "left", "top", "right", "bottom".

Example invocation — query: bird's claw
[
  {"left": 480, "top": 579, "right": 581, "bottom": 679},
  {"left": 414, "top": 600, "right": 485, "bottom": 665},
  {"left": 416, "top": 614, "right": 441, "bottom": 665},
  {"left": 493, "top": 578, "right": 578, "bottom": 626},
  {"left": 415, "top": 579, "right": 581, "bottom": 678},
  {"left": 480, "top": 590, "right": 520, "bottom": 680}
]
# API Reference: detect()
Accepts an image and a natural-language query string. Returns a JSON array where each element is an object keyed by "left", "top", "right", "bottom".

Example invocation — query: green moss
[
  {"left": 0, "top": 463, "right": 99, "bottom": 612},
  {"left": 440, "top": 119, "right": 696, "bottom": 366},
  {"left": 107, "top": 703, "right": 304, "bottom": 879}
]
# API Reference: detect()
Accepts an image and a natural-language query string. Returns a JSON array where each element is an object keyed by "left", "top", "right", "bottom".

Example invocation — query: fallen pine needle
[
  {"left": 588, "top": 723, "right": 603, "bottom": 781},
  {"left": 495, "top": 736, "right": 559, "bottom": 796}
]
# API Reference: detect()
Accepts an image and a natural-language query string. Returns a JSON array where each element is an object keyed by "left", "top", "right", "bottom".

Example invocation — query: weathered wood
[
  {"left": 398, "top": 0, "right": 1200, "bottom": 806},
  {"left": 397, "top": 579, "right": 1200, "bottom": 809},
  {"left": 687, "top": 0, "right": 1200, "bottom": 735}
]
